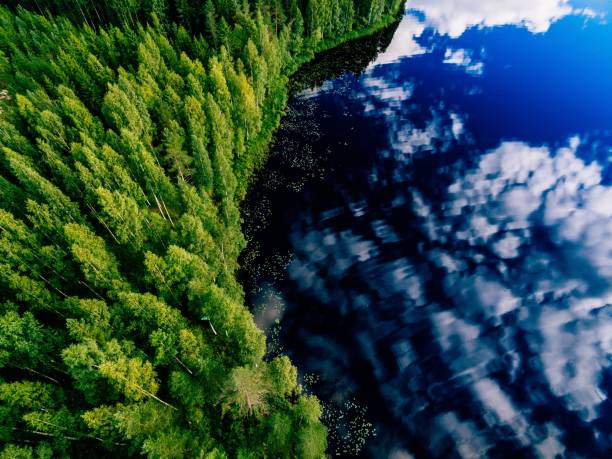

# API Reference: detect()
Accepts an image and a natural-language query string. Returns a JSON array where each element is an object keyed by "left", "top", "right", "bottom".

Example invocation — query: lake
[{"left": 241, "top": 1, "right": 612, "bottom": 457}]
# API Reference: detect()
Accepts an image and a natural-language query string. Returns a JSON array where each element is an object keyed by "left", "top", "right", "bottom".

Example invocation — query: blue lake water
[{"left": 242, "top": 1, "right": 612, "bottom": 457}]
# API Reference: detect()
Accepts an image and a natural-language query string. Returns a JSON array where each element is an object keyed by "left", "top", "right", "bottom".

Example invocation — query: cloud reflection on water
[
  {"left": 439, "top": 139, "right": 612, "bottom": 420},
  {"left": 370, "top": 15, "right": 428, "bottom": 66},
  {"left": 367, "top": 0, "right": 603, "bottom": 71},
  {"left": 287, "top": 136, "right": 612, "bottom": 457},
  {"left": 269, "top": 2, "right": 612, "bottom": 457},
  {"left": 408, "top": 0, "right": 594, "bottom": 37},
  {"left": 289, "top": 40, "right": 612, "bottom": 449},
  {"left": 443, "top": 49, "right": 484, "bottom": 75}
]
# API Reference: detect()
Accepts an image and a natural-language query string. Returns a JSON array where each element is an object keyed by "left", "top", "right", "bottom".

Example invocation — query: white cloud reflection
[
  {"left": 409, "top": 0, "right": 584, "bottom": 37},
  {"left": 370, "top": 15, "right": 428, "bottom": 66},
  {"left": 443, "top": 48, "right": 484, "bottom": 75},
  {"left": 285, "top": 130, "right": 612, "bottom": 456},
  {"left": 447, "top": 138, "right": 612, "bottom": 280},
  {"left": 365, "top": 0, "right": 602, "bottom": 72},
  {"left": 437, "top": 138, "right": 612, "bottom": 421}
]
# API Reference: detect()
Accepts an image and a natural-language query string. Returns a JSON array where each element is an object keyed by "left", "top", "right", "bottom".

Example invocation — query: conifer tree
[{"left": 0, "top": 0, "right": 400, "bottom": 456}]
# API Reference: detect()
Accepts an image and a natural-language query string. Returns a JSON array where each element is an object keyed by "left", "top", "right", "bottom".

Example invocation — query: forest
[{"left": 0, "top": 0, "right": 402, "bottom": 457}]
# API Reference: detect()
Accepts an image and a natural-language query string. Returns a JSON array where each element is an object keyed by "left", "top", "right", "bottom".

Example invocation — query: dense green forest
[{"left": 0, "top": 0, "right": 401, "bottom": 457}]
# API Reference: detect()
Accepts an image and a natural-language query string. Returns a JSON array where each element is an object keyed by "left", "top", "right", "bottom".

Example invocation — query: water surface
[{"left": 242, "top": 1, "right": 612, "bottom": 457}]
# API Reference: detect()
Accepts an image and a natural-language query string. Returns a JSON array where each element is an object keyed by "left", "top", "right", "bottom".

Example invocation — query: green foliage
[
  {"left": 0, "top": 444, "right": 52, "bottom": 459},
  {"left": 222, "top": 365, "right": 270, "bottom": 417},
  {"left": 0, "top": 311, "right": 47, "bottom": 369},
  {"left": 0, "top": 0, "right": 400, "bottom": 456},
  {"left": 267, "top": 355, "right": 299, "bottom": 397}
]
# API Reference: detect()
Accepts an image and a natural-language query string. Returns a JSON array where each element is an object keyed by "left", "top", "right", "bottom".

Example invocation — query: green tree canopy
[{"left": 0, "top": 0, "right": 401, "bottom": 456}]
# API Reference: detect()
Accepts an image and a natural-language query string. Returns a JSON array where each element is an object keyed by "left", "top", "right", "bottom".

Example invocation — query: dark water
[{"left": 242, "top": 2, "right": 612, "bottom": 457}]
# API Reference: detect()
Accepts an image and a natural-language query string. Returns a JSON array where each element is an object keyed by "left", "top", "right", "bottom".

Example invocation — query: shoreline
[{"left": 236, "top": 4, "right": 406, "bottom": 200}]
